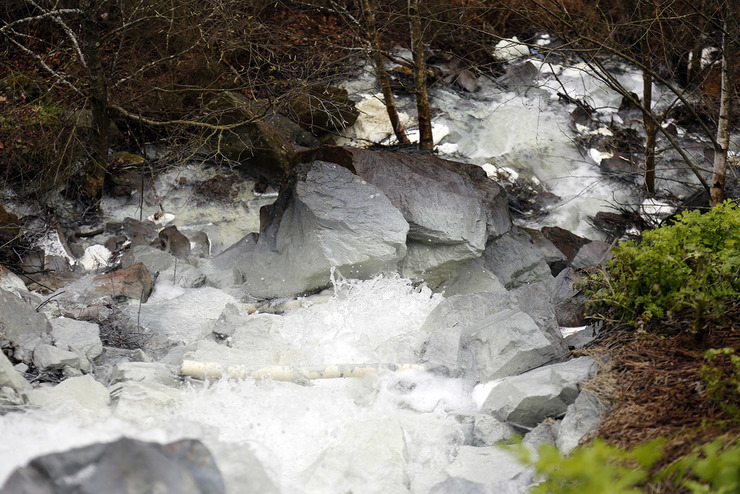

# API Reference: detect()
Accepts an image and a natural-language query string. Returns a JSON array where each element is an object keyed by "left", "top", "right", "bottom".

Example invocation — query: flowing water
[{"left": 0, "top": 44, "right": 730, "bottom": 492}]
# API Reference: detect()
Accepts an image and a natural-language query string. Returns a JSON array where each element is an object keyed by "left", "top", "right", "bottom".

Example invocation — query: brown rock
[
  {"left": 92, "top": 262, "right": 152, "bottom": 302},
  {"left": 158, "top": 225, "right": 191, "bottom": 259},
  {"left": 541, "top": 226, "right": 590, "bottom": 262},
  {"left": 286, "top": 86, "right": 359, "bottom": 134}
]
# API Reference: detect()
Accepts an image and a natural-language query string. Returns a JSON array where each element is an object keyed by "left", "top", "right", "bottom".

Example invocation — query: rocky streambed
[{"left": 0, "top": 146, "right": 612, "bottom": 493}]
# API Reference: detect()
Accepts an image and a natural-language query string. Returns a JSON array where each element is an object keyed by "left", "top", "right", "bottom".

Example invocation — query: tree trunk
[
  {"left": 79, "top": 1, "right": 110, "bottom": 198},
  {"left": 639, "top": 0, "right": 657, "bottom": 194},
  {"left": 710, "top": 8, "right": 735, "bottom": 207},
  {"left": 360, "top": 0, "right": 410, "bottom": 145},
  {"left": 408, "top": 0, "right": 433, "bottom": 151}
]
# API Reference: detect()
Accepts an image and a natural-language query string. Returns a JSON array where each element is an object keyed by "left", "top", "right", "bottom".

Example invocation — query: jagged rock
[
  {"left": 2, "top": 437, "right": 225, "bottom": 494},
  {"left": 50, "top": 317, "right": 103, "bottom": 361},
  {"left": 121, "top": 245, "right": 203, "bottom": 289},
  {"left": 241, "top": 161, "right": 409, "bottom": 298},
  {"left": 541, "top": 226, "right": 590, "bottom": 262},
  {"left": 0, "top": 350, "right": 31, "bottom": 394},
  {"left": 472, "top": 414, "right": 514, "bottom": 446},
  {"left": 421, "top": 326, "right": 463, "bottom": 376},
  {"left": 27, "top": 374, "right": 110, "bottom": 415},
  {"left": 205, "top": 91, "right": 294, "bottom": 183},
  {"left": 481, "top": 357, "right": 598, "bottom": 428},
  {"left": 496, "top": 61, "right": 539, "bottom": 93},
  {"left": 524, "top": 421, "right": 560, "bottom": 448},
  {"left": 201, "top": 233, "right": 257, "bottom": 288},
  {"left": 459, "top": 309, "right": 564, "bottom": 381},
  {"left": 564, "top": 326, "right": 598, "bottom": 349},
  {"left": 557, "top": 390, "right": 602, "bottom": 454},
  {"left": 286, "top": 85, "right": 359, "bottom": 133},
  {"left": 0, "top": 264, "right": 26, "bottom": 295},
  {"left": 420, "top": 284, "right": 570, "bottom": 361},
  {"left": 481, "top": 228, "right": 553, "bottom": 289},
  {"left": 184, "top": 230, "right": 210, "bottom": 258},
  {"left": 33, "top": 343, "right": 90, "bottom": 372},
  {"left": 56, "top": 261, "right": 155, "bottom": 303},
  {"left": 296, "top": 147, "right": 511, "bottom": 285},
  {"left": 0, "top": 289, "right": 52, "bottom": 363},
  {"left": 437, "top": 257, "right": 507, "bottom": 297},
  {"left": 550, "top": 268, "right": 587, "bottom": 327},
  {"left": 523, "top": 227, "right": 569, "bottom": 276},
  {"left": 572, "top": 240, "right": 613, "bottom": 268},
  {"left": 123, "top": 287, "right": 238, "bottom": 345},
  {"left": 158, "top": 225, "right": 192, "bottom": 258}
]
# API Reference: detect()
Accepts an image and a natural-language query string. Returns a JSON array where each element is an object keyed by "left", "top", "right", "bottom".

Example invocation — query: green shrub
[
  {"left": 702, "top": 348, "right": 740, "bottom": 421},
  {"left": 584, "top": 200, "right": 740, "bottom": 337},
  {"left": 512, "top": 438, "right": 666, "bottom": 493}
]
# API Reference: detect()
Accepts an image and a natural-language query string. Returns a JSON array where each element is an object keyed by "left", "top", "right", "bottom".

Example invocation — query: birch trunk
[{"left": 710, "top": 9, "right": 735, "bottom": 207}]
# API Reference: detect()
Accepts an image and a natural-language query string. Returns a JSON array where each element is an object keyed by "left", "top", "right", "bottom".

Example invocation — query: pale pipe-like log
[{"left": 180, "top": 360, "right": 426, "bottom": 382}]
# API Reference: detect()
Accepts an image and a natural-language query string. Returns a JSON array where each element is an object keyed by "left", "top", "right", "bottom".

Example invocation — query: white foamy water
[{"left": 0, "top": 275, "right": 487, "bottom": 493}]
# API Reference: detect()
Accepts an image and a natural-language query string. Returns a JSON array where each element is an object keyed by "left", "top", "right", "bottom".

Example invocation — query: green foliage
[
  {"left": 584, "top": 201, "right": 740, "bottom": 336},
  {"left": 662, "top": 438, "right": 740, "bottom": 493},
  {"left": 516, "top": 436, "right": 740, "bottom": 493},
  {"left": 512, "top": 438, "right": 666, "bottom": 493},
  {"left": 702, "top": 348, "right": 740, "bottom": 421}
]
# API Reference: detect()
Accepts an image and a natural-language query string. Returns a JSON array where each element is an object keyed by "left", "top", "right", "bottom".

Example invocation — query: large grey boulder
[
  {"left": 443, "top": 446, "right": 534, "bottom": 489},
  {"left": 33, "top": 343, "right": 90, "bottom": 372},
  {"left": 459, "top": 309, "right": 564, "bottom": 381},
  {"left": 2, "top": 438, "right": 225, "bottom": 494},
  {"left": 201, "top": 233, "right": 258, "bottom": 288},
  {"left": 481, "top": 227, "right": 553, "bottom": 289},
  {"left": 420, "top": 284, "right": 569, "bottom": 361},
  {"left": 0, "top": 289, "right": 52, "bottom": 363},
  {"left": 481, "top": 356, "right": 598, "bottom": 428},
  {"left": 241, "top": 161, "right": 409, "bottom": 298},
  {"left": 551, "top": 268, "right": 587, "bottom": 327},
  {"left": 437, "top": 257, "right": 506, "bottom": 297},
  {"left": 295, "top": 147, "right": 512, "bottom": 286}
]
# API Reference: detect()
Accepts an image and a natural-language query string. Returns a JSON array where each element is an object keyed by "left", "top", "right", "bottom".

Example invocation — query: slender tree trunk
[
  {"left": 639, "top": 0, "right": 657, "bottom": 194},
  {"left": 408, "top": 0, "right": 433, "bottom": 151},
  {"left": 710, "top": 8, "right": 735, "bottom": 207},
  {"left": 360, "top": 0, "right": 410, "bottom": 145},
  {"left": 79, "top": 1, "right": 110, "bottom": 198}
]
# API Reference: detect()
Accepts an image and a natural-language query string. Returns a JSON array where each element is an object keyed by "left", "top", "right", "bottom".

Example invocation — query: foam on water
[{"left": 0, "top": 275, "right": 486, "bottom": 493}]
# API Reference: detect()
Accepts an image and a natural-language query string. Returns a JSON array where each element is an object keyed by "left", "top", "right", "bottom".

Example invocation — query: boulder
[
  {"left": 0, "top": 264, "right": 26, "bottom": 295},
  {"left": 158, "top": 225, "right": 192, "bottom": 258},
  {"left": 32, "top": 343, "right": 90, "bottom": 372},
  {"left": 437, "top": 257, "right": 507, "bottom": 297},
  {"left": 481, "top": 227, "right": 553, "bottom": 289},
  {"left": 50, "top": 317, "right": 103, "bottom": 361},
  {"left": 205, "top": 91, "right": 294, "bottom": 183},
  {"left": 241, "top": 161, "right": 409, "bottom": 298},
  {"left": 0, "top": 289, "right": 52, "bottom": 363},
  {"left": 557, "top": 390, "right": 602, "bottom": 454},
  {"left": 459, "top": 309, "right": 565, "bottom": 381},
  {"left": 481, "top": 356, "right": 598, "bottom": 428},
  {"left": 541, "top": 226, "right": 590, "bottom": 262},
  {"left": 2, "top": 438, "right": 225, "bottom": 494},
  {"left": 572, "top": 240, "right": 613, "bottom": 268},
  {"left": 550, "top": 268, "right": 587, "bottom": 327},
  {"left": 523, "top": 228, "right": 569, "bottom": 276},
  {"left": 296, "top": 147, "right": 511, "bottom": 285},
  {"left": 286, "top": 85, "right": 359, "bottom": 133},
  {"left": 110, "top": 361, "right": 179, "bottom": 387},
  {"left": 27, "top": 374, "right": 110, "bottom": 416},
  {"left": 121, "top": 246, "right": 203, "bottom": 289},
  {"left": 420, "top": 284, "right": 569, "bottom": 360},
  {"left": 201, "top": 233, "right": 257, "bottom": 288},
  {"left": 123, "top": 286, "right": 238, "bottom": 345},
  {"left": 0, "top": 350, "right": 31, "bottom": 394},
  {"left": 472, "top": 414, "right": 514, "bottom": 446}
]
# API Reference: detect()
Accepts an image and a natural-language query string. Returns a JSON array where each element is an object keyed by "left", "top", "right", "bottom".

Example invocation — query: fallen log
[{"left": 180, "top": 360, "right": 425, "bottom": 383}]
